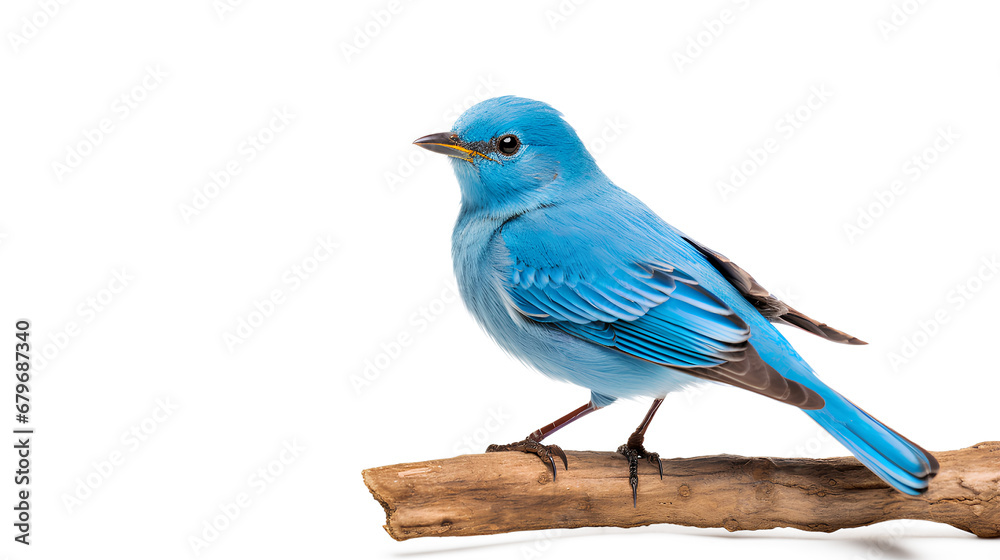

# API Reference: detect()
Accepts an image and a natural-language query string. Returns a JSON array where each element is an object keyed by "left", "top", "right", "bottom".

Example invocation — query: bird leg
[
  {"left": 617, "top": 398, "right": 664, "bottom": 507},
  {"left": 486, "top": 401, "right": 600, "bottom": 480}
]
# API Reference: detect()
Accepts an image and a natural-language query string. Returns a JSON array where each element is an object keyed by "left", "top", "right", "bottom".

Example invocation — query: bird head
[{"left": 414, "top": 96, "right": 603, "bottom": 215}]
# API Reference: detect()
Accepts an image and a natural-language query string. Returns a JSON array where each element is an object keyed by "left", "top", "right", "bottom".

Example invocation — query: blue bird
[{"left": 414, "top": 96, "right": 938, "bottom": 503}]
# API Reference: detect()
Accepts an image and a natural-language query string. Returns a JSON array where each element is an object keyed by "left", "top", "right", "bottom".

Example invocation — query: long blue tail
[{"left": 805, "top": 389, "right": 939, "bottom": 495}]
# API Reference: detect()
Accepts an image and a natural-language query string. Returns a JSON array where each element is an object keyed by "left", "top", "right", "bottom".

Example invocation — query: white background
[{"left": 2, "top": 1, "right": 999, "bottom": 558}]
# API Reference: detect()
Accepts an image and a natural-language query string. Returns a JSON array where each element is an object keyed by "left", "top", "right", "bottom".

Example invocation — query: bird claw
[
  {"left": 487, "top": 439, "right": 568, "bottom": 480},
  {"left": 617, "top": 443, "right": 663, "bottom": 507}
]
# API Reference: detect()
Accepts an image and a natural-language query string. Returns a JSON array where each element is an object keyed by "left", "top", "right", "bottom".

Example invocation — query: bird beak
[{"left": 413, "top": 132, "right": 495, "bottom": 163}]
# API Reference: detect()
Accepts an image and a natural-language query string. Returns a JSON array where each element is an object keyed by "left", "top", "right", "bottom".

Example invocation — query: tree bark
[{"left": 362, "top": 441, "right": 1000, "bottom": 541}]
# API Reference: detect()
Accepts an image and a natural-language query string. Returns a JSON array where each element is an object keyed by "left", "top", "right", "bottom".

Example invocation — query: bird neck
[{"left": 453, "top": 163, "right": 610, "bottom": 221}]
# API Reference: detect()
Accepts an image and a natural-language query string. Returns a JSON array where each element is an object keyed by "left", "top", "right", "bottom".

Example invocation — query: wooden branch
[{"left": 363, "top": 441, "right": 1000, "bottom": 541}]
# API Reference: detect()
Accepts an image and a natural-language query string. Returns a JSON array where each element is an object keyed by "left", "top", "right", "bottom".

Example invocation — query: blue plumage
[{"left": 415, "top": 96, "right": 938, "bottom": 496}]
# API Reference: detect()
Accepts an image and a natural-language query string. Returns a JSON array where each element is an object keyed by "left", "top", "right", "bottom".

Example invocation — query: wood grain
[{"left": 363, "top": 442, "right": 1000, "bottom": 541}]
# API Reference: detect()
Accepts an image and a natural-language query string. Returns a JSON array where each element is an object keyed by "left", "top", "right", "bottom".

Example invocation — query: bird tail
[{"left": 804, "top": 389, "right": 939, "bottom": 495}]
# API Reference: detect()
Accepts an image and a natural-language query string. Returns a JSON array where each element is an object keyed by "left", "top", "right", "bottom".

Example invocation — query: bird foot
[
  {"left": 616, "top": 443, "right": 663, "bottom": 507},
  {"left": 486, "top": 438, "right": 568, "bottom": 480}
]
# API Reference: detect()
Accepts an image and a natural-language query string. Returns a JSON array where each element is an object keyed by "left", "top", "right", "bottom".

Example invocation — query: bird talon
[
  {"left": 618, "top": 443, "right": 662, "bottom": 507},
  {"left": 486, "top": 438, "right": 567, "bottom": 481},
  {"left": 649, "top": 452, "right": 663, "bottom": 479},
  {"left": 549, "top": 444, "right": 568, "bottom": 471},
  {"left": 546, "top": 452, "right": 557, "bottom": 480}
]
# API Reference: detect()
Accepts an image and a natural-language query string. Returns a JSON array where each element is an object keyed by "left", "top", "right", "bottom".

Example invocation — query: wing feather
[
  {"left": 504, "top": 255, "right": 824, "bottom": 409},
  {"left": 683, "top": 236, "right": 866, "bottom": 345}
]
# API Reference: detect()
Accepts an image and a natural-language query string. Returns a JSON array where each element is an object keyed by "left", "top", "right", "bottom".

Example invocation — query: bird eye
[{"left": 497, "top": 134, "right": 520, "bottom": 156}]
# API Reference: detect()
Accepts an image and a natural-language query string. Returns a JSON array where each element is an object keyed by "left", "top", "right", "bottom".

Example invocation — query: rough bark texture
[{"left": 363, "top": 441, "right": 1000, "bottom": 541}]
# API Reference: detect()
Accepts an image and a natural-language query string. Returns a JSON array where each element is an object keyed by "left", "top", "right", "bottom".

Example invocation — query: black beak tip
[{"left": 413, "top": 132, "right": 457, "bottom": 146}]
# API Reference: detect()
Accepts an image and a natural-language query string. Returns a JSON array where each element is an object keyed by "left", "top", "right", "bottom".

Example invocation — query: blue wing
[
  {"left": 500, "top": 220, "right": 824, "bottom": 409},
  {"left": 509, "top": 260, "right": 748, "bottom": 368}
]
